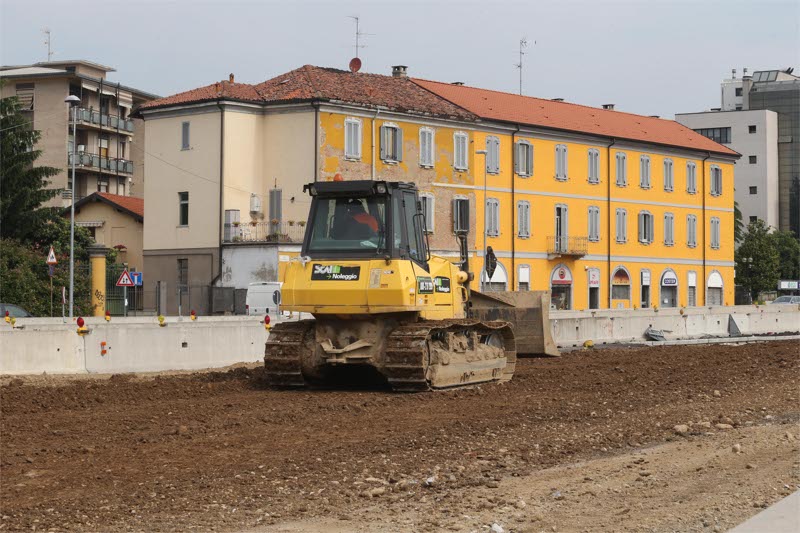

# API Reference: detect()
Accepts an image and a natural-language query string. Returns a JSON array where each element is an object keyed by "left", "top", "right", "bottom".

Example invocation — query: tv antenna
[
  {"left": 347, "top": 16, "right": 372, "bottom": 59},
  {"left": 514, "top": 37, "right": 535, "bottom": 95},
  {"left": 42, "top": 27, "right": 54, "bottom": 61}
]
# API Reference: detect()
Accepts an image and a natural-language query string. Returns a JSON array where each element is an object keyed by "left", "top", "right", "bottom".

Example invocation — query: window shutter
[
  {"left": 648, "top": 214, "right": 654, "bottom": 243},
  {"left": 395, "top": 128, "right": 403, "bottom": 162},
  {"left": 493, "top": 138, "right": 500, "bottom": 173},
  {"left": 638, "top": 212, "right": 645, "bottom": 242},
  {"left": 379, "top": 126, "right": 388, "bottom": 160}
]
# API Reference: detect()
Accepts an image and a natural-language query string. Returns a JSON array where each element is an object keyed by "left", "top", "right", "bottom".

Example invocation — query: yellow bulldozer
[{"left": 265, "top": 180, "right": 557, "bottom": 391}]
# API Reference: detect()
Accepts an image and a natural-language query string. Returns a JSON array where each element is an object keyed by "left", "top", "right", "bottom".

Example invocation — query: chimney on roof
[
  {"left": 602, "top": 104, "right": 615, "bottom": 110},
  {"left": 229, "top": 73, "right": 235, "bottom": 83},
  {"left": 732, "top": 68, "right": 736, "bottom": 79},
  {"left": 743, "top": 67, "right": 748, "bottom": 76},
  {"left": 649, "top": 115, "right": 660, "bottom": 118},
  {"left": 451, "top": 81, "right": 464, "bottom": 86},
  {"left": 391, "top": 65, "right": 408, "bottom": 78},
  {"left": 551, "top": 98, "right": 564, "bottom": 102}
]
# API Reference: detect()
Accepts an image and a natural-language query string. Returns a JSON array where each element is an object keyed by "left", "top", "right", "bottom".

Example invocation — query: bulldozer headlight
[
  {"left": 307, "top": 185, "right": 318, "bottom": 196},
  {"left": 375, "top": 184, "right": 387, "bottom": 194}
]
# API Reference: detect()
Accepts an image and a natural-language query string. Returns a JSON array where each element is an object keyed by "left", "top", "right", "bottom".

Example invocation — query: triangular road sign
[
  {"left": 46, "top": 246, "right": 58, "bottom": 265},
  {"left": 116, "top": 269, "right": 135, "bottom": 287}
]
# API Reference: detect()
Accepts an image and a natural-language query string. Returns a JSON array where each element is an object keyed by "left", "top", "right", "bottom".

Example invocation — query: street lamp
[
  {"left": 475, "top": 149, "right": 488, "bottom": 288},
  {"left": 65, "top": 94, "right": 80, "bottom": 318}
]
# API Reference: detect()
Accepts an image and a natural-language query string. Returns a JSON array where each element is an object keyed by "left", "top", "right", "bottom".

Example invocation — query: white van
[{"left": 246, "top": 282, "right": 283, "bottom": 318}]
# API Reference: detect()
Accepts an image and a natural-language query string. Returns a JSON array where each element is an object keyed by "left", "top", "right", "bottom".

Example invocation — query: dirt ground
[{"left": 1, "top": 340, "right": 798, "bottom": 532}]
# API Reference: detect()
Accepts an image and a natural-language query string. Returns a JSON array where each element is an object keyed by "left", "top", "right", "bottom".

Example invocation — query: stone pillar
[{"left": 88, "top": 244, "right": 108, "bottom": 317}]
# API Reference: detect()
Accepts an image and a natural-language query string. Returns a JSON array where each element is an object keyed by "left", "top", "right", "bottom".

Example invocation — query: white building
[{"left": 675, "top": 109, "right": 779, "bottom": 229}]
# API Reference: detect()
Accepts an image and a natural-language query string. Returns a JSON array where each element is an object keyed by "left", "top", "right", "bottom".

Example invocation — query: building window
[
  {"left": 615, "top": 152, "right": 627, "bottom": 186},
  {"left": 517, "top": 200, "right": 531, "bottom": 238},
  {"left": 687, "top": 214, "right": 697, "bottom": 248},
  {"left": 638, "top": 211, "right": 654, "bottom": 244},
  {"left": 420, "top": 193, "right": 434, "bottom": 233},
  {"left": 639, "top": 155, "right": 651, "bottom": 189},
  {"left": 710, "top": 165, "right": 723, "bottom": 196},
  {"left": 518, "top": 265, "right": 530, "bottom": 291},
  {"left": 664, "top": 212, "right": 674, "bottom": 246},
  {"left": 452, "top": 197, "right": 469, "bottom": 233},
  {"left": 269, "top": 189, "right": 282, "bottom": 225},
  {"left": 555, "top": 144, "right": 568, "bottom": 181},
  {"left": 749, "top": 215, "right": 758, "bottom": 223},
  {"left": 98, "top": 179, "right": 109, "bottom": 193},
  {"left": 663, "top": 158, "right": 674, "bottom": 192},
  {"left": 118, "top": 177, "right": 126, "bottom": 196},
  {"left": 486, "top": 136, "right": 500, "bottom": 174},
  {"left": 611, "top": 268, "right": 631, "bottom": 300},
  {"left": 515, "top": 140, "right": 533, "bottom": 177},
  {"left": 694, "top": 127, "right": 731, "bottom": 144},
  {"left": 687, "top": 271, "right": 697, "bottom": 307},
  {"left": 749, "top": 186, "right": 758, "bottom": 194},
  {"left": 15, "top": 83, "right": 34, "bottom": 110},
  {"left": 588, "top": 205, "right": 600, "bottom": 242},
  {"left": 178, "top": 192, "right": 189, "bottom": 226},
  {"left": 710, "top": 217, "right": 721, "bottom": 249},
  {"left": 486, "top": 198, "right": 500, "bottom": 237},
  {"left": 615, "top": 208, "right": 627, "bottom": 243},
  {"left": 344, "top": 117, "right": 362, "bottom": 160},
  {"left": 587, "top": 148, "right": 600, "bottom": 184},
  {"left": 735, "top": 87, "right": 743, "bottom": 97},
  {"left": 686, "top": 161, "right": 697, "bottom": 194},
  {"left": 749, "top": 155, "right": 757, "bottom": 164},
  {"left": 749, "top": 125, "right": 757, "bottom": 134},
  {"left": 380, "top": 123, "right": 403, "bottom": 162},
  {"left": 452, "top": 131, "right": 469, "bottom": 170},
  {"left": 418, "top": 127, "right": 435, "bottom": 167},
  {"left": 181, "top": 121, "right": 190, "bottom": 150}
]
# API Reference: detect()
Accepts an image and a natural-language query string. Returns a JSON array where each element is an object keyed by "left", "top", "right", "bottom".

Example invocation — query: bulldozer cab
[{"left": 302, "top": 181, "right": 429, "bottom": 270}]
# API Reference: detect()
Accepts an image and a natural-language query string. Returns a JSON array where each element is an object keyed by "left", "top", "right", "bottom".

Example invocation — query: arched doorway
[
  {"left": 481, "top": 262, "right": 508, "bottom": 292},
  {"left": 660, "top": 269, "right": 678, "bottom": 308},
  {"left": 587, "top": 268, "right": 601, "bottom": 309},
  {"left": 707, "top": 271, "right": 723, "bottom": 306},
  {"left": 550, "top": 264, "right": 573, "bottom": 310},
  {"left": 611, "top": 267, "right": 631, "bottom": 309}
]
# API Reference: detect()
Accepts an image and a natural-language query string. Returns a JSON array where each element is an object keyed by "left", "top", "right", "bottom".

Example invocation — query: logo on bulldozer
[
  {"left": 311, "top": 264, "right": 360, "bottom": 281},
  {"left": 434, "top": 276, "right": 451, "bottom": 293}
]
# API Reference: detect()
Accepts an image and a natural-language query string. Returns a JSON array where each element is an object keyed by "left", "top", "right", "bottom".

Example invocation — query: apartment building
[
  {"left": 692, "top": 68, "right": 799, "bottom": 234},
  {"left": 139, "top": 65, "right": 737, "bottom": 313},
  {"left": 0, "top": 60, "right": 158, "bottom": 205}
]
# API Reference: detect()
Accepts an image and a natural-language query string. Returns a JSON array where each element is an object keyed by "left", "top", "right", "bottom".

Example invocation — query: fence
[{"left": 223, "top": 221, "right": 305, "bottom": 244}]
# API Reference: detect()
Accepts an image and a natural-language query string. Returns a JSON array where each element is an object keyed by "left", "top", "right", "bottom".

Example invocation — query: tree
[
  {"left": 735, "top": 220, "right": 780, "bottom": 300},
  {"left": 771, "top": 229, "right": 800, "bottom": 281},
  {"left": 733, "top": 201, "right": 744, "bottom": 244},
  {"left": 0, "top": 88, "right": 62, "bottom": 241}
]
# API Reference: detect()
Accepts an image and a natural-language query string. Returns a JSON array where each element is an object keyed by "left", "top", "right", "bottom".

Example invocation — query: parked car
[
  {"left": 245, "top": 282, "right": 283, "bottom": 318},
  {"left": 0, "top": 303, "right": 32, "bottom": 318},
  {"left": 770, "top": 295, "right": 800, "bottom": 304}
]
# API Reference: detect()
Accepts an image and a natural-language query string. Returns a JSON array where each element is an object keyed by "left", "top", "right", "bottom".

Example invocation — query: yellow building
[{"left": 139, "top": 64, "right": 738, "bottom": 313}]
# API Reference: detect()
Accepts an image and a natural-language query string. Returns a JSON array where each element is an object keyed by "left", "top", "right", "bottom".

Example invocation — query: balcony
[
  {"left": 223, "top": 221, "right": 306, "bottom": 244},
  {"left": 68, "top": 151, "right": 134, "bottom": 175},
  {"left": 547, "top": 235, "right": 588, "bottom": 258},
  {"left": 75, "top": 108, "right": 135, "bottom": 134}
]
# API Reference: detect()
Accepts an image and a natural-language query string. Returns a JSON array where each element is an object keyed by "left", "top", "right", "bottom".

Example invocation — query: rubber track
[
  {"left": 264, "top": 320, "right": 314, "bottom": 387},
  {"left": 383, "top": 319, "right": 517, "bottom": 392}
]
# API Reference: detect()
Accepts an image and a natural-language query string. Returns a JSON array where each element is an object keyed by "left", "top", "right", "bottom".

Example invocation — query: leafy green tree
[
  {"left": 0, "top": 88, "right": 62, "bottom": 241},
  {"left": 733, "top": 201, "right": 744, "bottom": 244},
  {"left": 770, "top": 229, "right": 800, "bottom": 281},
  {"left": 735, "top": 220, "right": 780, "bottom": 300}
]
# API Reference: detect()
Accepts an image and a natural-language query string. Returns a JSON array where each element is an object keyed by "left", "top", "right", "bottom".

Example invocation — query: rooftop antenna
[
  {"left": 514, "top": 37, "right": 535, "bottom": 95},
  {"left": 42, "top": 27, "right": 54, "bottom": 61},
  {"left": 347, "top": 16, "right": 371, "bottom": 59}
]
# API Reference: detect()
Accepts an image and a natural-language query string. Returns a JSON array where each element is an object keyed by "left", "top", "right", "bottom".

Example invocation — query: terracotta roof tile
[
  {"left": 413, "top": 79, "right": 739, "bottom": 157},
  {"left": 96, "top": 192, "right": 144, "bottom": 218},
  {"left": 139, "top": 80, "right": 262, "bottom": 110}
]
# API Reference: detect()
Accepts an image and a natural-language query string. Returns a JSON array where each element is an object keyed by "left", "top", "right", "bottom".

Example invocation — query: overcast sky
[{"left": 2, "top": 0, "right": 798, "bottom": 118}]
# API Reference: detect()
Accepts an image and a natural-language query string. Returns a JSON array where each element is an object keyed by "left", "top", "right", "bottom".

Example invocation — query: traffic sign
[
  {"left": 46, "top": 246, "right": 57, "bottom": 265},
  {"left": 130, "top": 272, "right": 143, "bottom": 286},
  {"left": 116, "top": 269, "right": 135, "bottom": 287}
]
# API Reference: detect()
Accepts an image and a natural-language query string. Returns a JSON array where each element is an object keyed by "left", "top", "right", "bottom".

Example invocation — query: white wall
[
  {"left": 676, "top": 109, "right": 779, "bottom": 229},
  {"left": 220, "top": 245, "right": 280, "bottom": 288}
]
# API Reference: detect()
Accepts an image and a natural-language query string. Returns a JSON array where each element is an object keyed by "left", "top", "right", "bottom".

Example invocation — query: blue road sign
[{"left": 131, "top": 272, "right": 143, "bottom": 286}]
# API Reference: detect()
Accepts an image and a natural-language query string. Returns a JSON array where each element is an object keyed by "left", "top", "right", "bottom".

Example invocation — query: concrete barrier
[
  {"left": 550, "top": 304, "right": 800, "bottom": 348},
  {"left": 0, "top": 316, "right": 270, "bottom": 376}
]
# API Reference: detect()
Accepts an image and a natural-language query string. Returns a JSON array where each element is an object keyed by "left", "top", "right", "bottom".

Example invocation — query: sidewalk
[{"left": 729, "top": 491, "right": 799, "bottom": 533}]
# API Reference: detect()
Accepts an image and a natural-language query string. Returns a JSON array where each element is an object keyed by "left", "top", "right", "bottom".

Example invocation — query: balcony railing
[
  {"left": 547, "top": 235, "right": 588, "bottom": 257},
  {"left": 223, "top": 221, "right": 306, "bottom": 244},
  {"left": 75, "top": 108, "right": 135, "bottom": 132},
  {"left": 68, "top": 151, "right": 134, "bottom": 174}
]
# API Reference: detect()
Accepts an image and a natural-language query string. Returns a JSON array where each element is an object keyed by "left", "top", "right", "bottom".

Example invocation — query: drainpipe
[
  {"left": 312, "top": 102, "right": 320, "bottom": 181},
  {"left": 511, "top": 126, "right": 520, "bottom": 290},
  {"left": 606, "top": 138, "right": 616, "bottom": 308},
  {"left": 701, "top": 152, "right": 710, "bottom": 305},
  {"left": 371, "top": 108, "right": 381, "bottom": 180},
  {"left": 211, "top": 101, "right": 225, "bottom": 295}
]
